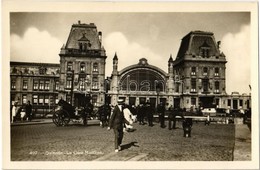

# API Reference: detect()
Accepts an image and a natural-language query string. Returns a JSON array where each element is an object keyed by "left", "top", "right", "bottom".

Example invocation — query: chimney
[
  {"left": 217, "top": 41, "right": 221, "bottom": 49},
  {"left": 98, "top": 31, "right": 102, "bottom": 44},
  {"left": 78, "top": 20, "right": 81, "bottom": 24}
]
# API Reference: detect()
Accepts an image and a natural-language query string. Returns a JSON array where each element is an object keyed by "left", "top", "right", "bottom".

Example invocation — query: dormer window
[
  {"left": 78, "top": 33, "right": 91, "bottom": 52},
  {"left": 200, "top": 40, "right": 211, "bottom": 58},
  {"left": 39, "top": 67, "right": 46, "bottom": 75}
]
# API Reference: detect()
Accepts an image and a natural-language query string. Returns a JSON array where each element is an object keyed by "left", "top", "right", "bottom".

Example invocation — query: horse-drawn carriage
[{"left": 52, "top": 99, "right": 93, "bottom": 126}]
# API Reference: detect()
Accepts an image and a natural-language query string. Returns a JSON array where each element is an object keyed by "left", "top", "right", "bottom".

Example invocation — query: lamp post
[
  {"left": 70, "top": 70, "right": 75, "bottom": 105},
  {"left": 155, "top": 80, "right": 160, "bottom": 106}
]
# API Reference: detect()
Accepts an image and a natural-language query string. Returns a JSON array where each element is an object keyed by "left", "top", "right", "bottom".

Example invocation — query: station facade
[{"left": 10, "top": 22, "right": 251, "bottom": 113}]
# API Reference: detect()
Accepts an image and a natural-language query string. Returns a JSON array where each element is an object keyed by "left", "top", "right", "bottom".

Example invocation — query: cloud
[
  {"left": 103, "top": 32, "right": 166, "bottom": 77},
  {"left": 221, "top": 25, "right": 250, "bottom": 94},
  {"left": 11, "top": 27, "right": 62, "bottom": 63}
]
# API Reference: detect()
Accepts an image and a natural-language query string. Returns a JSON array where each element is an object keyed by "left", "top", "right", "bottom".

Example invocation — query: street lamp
[{"left": 155, "top": 80, "right": 160, "bottom": 106}]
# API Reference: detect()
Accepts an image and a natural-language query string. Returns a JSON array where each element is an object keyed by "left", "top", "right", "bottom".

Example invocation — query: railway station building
[{"left": 10, "top": 22, "right": 251, "bottom": 114}]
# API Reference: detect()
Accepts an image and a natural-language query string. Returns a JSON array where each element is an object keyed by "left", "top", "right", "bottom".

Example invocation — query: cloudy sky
[{"left": 10, "top": 12, "right": 251, "bottom": 94}]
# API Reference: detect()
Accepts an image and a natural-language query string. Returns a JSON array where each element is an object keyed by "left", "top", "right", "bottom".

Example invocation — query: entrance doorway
[
  {"left": 129, "top": 97, "right": 136, "bottom": 106},
  {"left": 233, "top": 99, "right": 238, "bottom": 109},
  {"left": 139, "top": 97, "right": 146, "bottom": 104},
  {"left": 149, "top": 98, "right": 156, "bottom": 108},
  {"left": 174, "top": 98, "right": 180, "bottom": 108}
]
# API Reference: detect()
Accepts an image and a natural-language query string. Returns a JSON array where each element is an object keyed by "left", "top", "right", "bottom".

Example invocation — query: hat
[{"left": 117, "top": 99, "right": 125, "bottom": 104}]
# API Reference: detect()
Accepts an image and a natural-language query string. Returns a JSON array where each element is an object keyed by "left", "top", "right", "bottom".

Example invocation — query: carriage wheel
[
  {"left": 60, "top": 110, "right": 70, "bottom": 126},
  {"left": 52, "top": 110, "right": 61, "bottom": 126}
]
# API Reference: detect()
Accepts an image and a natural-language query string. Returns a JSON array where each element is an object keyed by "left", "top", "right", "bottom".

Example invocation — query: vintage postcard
[{"left": 2, "top": 0, "right": 259, "bottom": 169}]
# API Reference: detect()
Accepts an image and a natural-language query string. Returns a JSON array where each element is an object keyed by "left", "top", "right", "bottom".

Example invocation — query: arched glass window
[{"left": 119, "top": 69, "right": 165, "bottom": 92}]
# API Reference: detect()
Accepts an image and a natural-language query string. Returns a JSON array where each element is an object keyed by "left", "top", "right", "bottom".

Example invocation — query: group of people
[
  {"left": 107, "top": 99, "right": 185, "bottom": 153},
  {"left": 11, "top": 100, "right": 33, "bottom": 123}
]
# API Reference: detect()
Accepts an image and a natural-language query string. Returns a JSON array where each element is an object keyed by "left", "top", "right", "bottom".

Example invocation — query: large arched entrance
[{"left": 115, "top": 58, "right": 168, "bottom": 107}]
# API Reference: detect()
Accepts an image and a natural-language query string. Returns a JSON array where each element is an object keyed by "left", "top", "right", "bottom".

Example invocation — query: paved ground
[{"left": 10, "top": 118, "right": 251, "bottom": 161}]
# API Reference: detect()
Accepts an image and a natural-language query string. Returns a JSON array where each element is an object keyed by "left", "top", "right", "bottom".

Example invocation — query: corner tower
[
  {"left": 59, "top": 21, "right": 107, "bottom": 107},
  {"left": 173, "top": 31, "right": 227, "bottom": 109}
]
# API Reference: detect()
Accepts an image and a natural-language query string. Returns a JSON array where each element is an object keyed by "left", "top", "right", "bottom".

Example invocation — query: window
[
  {"left": 228, "top": 99, "right": 231, "bottom": 107},
  {"left": 214, "top": 81, "right": 220, "bottom": 93},
  {"left": 239, "top": 100, "right": 243, "bottom": 107},
  {"left": 23, "top": 80, "right": 28, "bottom": 90},
  {"left": 33, "top": 80, "right": 38, "bottom": 90},
  {"left": 93, "top": 63, "right": 98, "bottom": 72},
  {"left": 22, "top": 95, "right": 27, "bottom": 104},
  {"left": 39, "top": 95, "right": 44, "bottom": 105},
  {"left": 191, "top": 78, "right": 196, "bottom": 92},
  {"left": 24, "top": 68, "right": 29, "bottom": 74},
  {"left": 39, "top": 67, "right": 46, "bottom": 75},
  {"left": 92, "top": 76, "right": 98, "bottom": 90},
  {"left": 203, "top": 67, "right": 208, "bottom": 76},
  {"left": 191, "top": 67, "right": 196, "bottom": 75},
  {"left": 33, "top": 95, "right": 38, "bottom": 104},
  {"left": 44, "top": 80, "right": 50, "bottom": 90},
  {"left": 80, "top": 62, "right": 85, "bottom": 72},
  {"left": 200, "top": 47, "right": 210, "bottom": 58},
  {"left": 67, "top": 62, "right": 73, "bottom": 71},
  {"left": 202, "top": 79, "right": 209, "bottom": 92},
  {"left": 39, "top": 80, "right": 44, "bottom": 90},
  {"left": 44, "top": 95, "right": 49, "bottom": 105},
  {"left": 11, "top": 80, "right": 16, "bottom": 90},
  {"left": 66, "top": 79, "right": 72, "bottom": 89},
  {"left": 79, "top": 43, "right": 83, "bottom": 51},
  {"left": 191, "top": 98, "right": 196, "bottom": 106},
  {"left": 12, "top": 67, "right": 17, "bottom": 73},
  {"left": 79, "top": 77, "right": 85, "bottom": 91},
  {"left": 214, "top": 68, "right": 219, "bottom": 76},
  {"left": 92, "top": 95, "right": 97, "bottom": 106},
  {"left": 55, "top": 81, "right": 59, "bottom": 91}
]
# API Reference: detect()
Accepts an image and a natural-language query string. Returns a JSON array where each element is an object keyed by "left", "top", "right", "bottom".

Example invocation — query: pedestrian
[
  {"left": 157, "top": 101, "right": 166, "bottom": 128},
  {"left": 11, "top": 101, "right": 19, "bottom": 123},
  {"left": 123, "top": 105, "right": 134, "bottom": 132},
  {"left": 172, "top": 107, "right": 184, "bottom": 129},
  {"left": 138, "top": 104, "right": 145, "bottom": 125},
  {"left": 108, "top": 99, "right": 130, "bottom": 152},
  {"left": 146, "top": 102, "right": 154, "bottom": 126},
  {"left": 168, "top": 105, "right": 174, "bottom": 130},
  {"left": 99, "top": 103, "right": 111, "bottom": 128},
  {"left": 25, "top": 100, "right": 32, "bottom": 121}
]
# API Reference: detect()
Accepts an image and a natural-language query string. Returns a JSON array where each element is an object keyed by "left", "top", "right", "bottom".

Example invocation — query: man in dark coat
[
  {"left": 157, "top": 101, "right": 166, "bottom": 128},
  {"left": 108, "top": 99, "right": 130, "bottom": 152},
  {"left": 25, "top": 100, "right": 32, "bottom": 121},
  {"left": 146, "top": 102, "right": 154, "bottom": 126}
]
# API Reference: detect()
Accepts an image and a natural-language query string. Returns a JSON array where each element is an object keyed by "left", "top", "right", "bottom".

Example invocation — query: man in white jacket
[{"left": 123, "top": 105, "right": 134, "bottom": 132}]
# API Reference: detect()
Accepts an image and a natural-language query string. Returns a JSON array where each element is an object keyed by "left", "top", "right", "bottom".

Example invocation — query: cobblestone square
[{"left": 11, "top": 120, "right": 236, "bottom": 161}]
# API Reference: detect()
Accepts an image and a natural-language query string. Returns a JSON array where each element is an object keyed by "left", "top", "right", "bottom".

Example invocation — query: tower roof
[
  {"left": 65, "top": 21, "right": 101, "bottom": 50},
  {"left": 113, "top": 52, "right": 118, "bottom": 60},
  {"left": 176, "top": 30, "right": 220, "bottom": 60}
]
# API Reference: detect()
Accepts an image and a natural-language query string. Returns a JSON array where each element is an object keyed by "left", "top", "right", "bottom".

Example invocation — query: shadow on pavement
[{"left": 121, "top": 141, "right": 139, "bottom": 151}]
